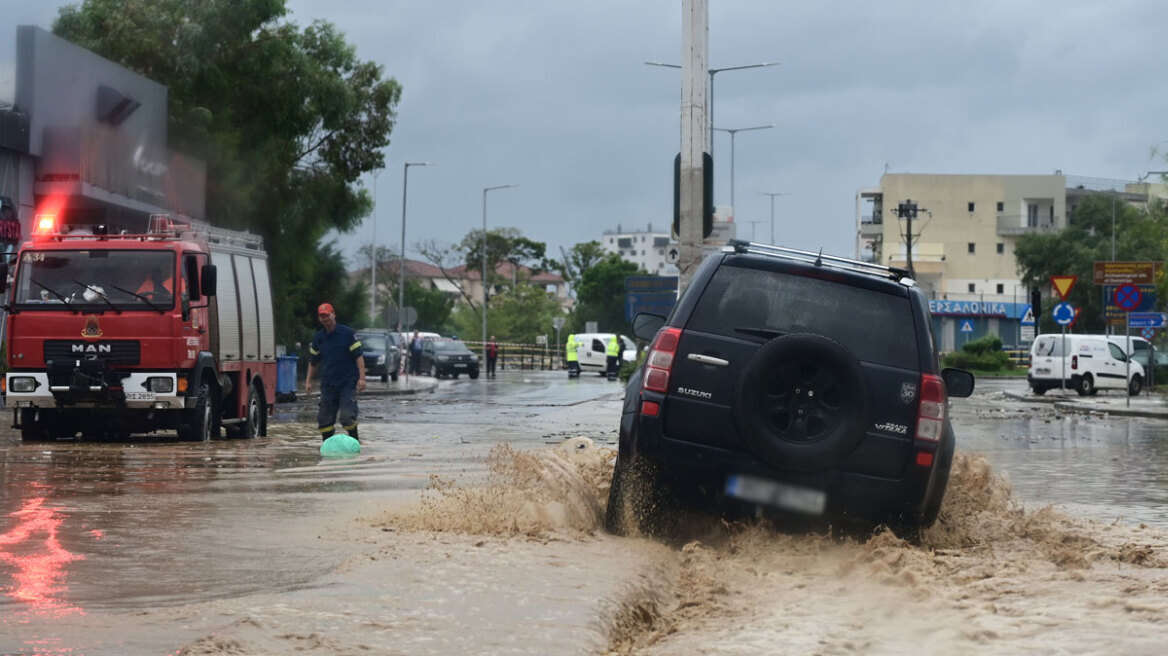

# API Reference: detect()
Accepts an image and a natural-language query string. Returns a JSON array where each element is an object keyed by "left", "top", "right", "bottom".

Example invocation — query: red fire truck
[{"left": 1, "top": 213, "right": 277, "bottom": 441}]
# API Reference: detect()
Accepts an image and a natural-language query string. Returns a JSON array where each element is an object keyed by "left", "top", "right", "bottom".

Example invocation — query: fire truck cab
[{"left": 1, "top": 214, "right": 276, "bottom": 441}]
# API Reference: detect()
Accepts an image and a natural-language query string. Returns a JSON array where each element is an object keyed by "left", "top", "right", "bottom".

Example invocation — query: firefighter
[
  {"left": 304, "top": 302, "right": 367, "bottom": 441},
  {"left": 136, "top": 263, "right": 173, "bottom": 297},
  {"left": 565, "top": 333, "right": 579, "bottom": 378},
  {"left": 606, "top": 334, "right": 621, "bottom": 381}
]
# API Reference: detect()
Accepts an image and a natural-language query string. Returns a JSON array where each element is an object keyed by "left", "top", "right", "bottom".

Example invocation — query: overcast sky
[{"left": 11, "top": 1, "right": 1168, "bottom": 268}]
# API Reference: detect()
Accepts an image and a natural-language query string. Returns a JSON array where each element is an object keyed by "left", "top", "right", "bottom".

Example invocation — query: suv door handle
[{"left": 688, "top": 353, "right": 729, "bottom": 367}]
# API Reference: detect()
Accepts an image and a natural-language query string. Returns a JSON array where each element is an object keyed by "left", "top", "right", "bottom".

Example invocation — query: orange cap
[{"left": 317, "top": 302, "right": 335, "bottom": 316}]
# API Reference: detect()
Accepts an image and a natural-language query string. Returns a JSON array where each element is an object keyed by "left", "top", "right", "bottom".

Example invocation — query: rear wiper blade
[
  {"left": 73, "top": 279, "right": 122, "bottom": 314},
  {"left": 734, "top": 327, "right": 784, "bottom": 339},
  {"left": 109, "top": 284, "right": 167, "bottom": 313},
  {"left": 31, "top": 278, "right": 79, "bottom": 313}
]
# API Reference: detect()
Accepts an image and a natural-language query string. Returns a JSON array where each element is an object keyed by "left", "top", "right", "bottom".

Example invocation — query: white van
[
  {"left": 572, "top": 333, "right": 637, "bottom": 374},
  {"left": 1028, "top": 334, "right": 1144, "bottom": 396}
]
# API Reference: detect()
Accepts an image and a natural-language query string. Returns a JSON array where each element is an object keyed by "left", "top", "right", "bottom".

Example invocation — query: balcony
[{"left": 996, "top": 214, "right": 1059, "bottom": 236}]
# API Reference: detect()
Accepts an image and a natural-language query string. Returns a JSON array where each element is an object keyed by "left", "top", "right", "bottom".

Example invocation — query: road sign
[
  {"left": 1114, "top": 283, "right": 1143, "bottom": 311},
  {"left": 1143, "top": 327, "right": 1157, "bottom": 340},
  {"left": 552, "top": 317, "right": 565, "bottom": 330},
  {"left": 1093, "top": 261, "right": 1161, "bottom": 285},
  {"left": 1052, "top": 302, "right": 1076, "bottom": 326},
  {"left": 1050, "top": 275, "right": 1077, "bottom": 300},
  {"left": 1019, "top": 305, "right": 1036, "bottom": 326},
  {"left": 959, "top": 320, "right": 973, "bottom": 333},
  {"left": 1104, "top": 284, "right": 1157, "bottom": 326},
  {"left": 1127, "top": 312, "right": 1168, "bottom": 328}
]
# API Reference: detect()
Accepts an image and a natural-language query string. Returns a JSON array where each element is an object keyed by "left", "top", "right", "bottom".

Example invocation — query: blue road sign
[
  {"left": 1114, "top": 283, "right": 1143, "bottom": 311},
  {"left": 959, "top": 320, "right": 973, "bottom": 333},
  {"left": 1053, "top": 302, "right": 1076, "bottom": 326},
  {"left": 1127, "top": 312, "right": 1167, "bottom": 328}
]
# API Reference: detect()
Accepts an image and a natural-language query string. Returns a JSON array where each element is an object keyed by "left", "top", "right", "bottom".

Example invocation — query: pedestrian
[
  {"left": 486, "top": 335, "right": 499, "bottom": 378},
  {"left": 565, "top": 333, "right": 579, "bottom": 378},
  {"left": 606, "top": 334, "right": 621, "bottom": 380},
  {"left": 409, "top": 331, "right": 425, "bottom": 375},
  {"left": 304, "top": 303, "right": 366, "bottom": 441}
]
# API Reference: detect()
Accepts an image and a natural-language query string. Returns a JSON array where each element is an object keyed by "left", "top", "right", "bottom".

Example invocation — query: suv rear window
[{"left": 686, "top": 264, "right": 919, "bottom": 369}]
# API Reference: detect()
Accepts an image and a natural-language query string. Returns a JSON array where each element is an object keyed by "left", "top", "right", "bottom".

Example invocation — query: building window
[
  {"left": 1028, "top": 204, "right": 1039, "bottom": 228},
  {"left": 968, "top": 283, "right": 976, "bottom": 293},
  {"left": 968, "top": 242, "right": 975, "bottom": 254},
  {"left": 997, "top": 201, "right": 1004, "bottom": 212},
  {"left": 996, "top": 242, "right": 1004, "bottom": 254},
  {"left": 968, "top": 202, "right": 975, "bottom": 212},
  {"left": 996, "top": 283, "right": 1004, "bottom": 294}
]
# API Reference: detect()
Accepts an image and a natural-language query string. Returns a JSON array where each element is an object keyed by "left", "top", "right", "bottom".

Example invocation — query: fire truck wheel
[
  {"left": 19, "top": 409, "right": 53, "bottom": 442},
  {"left": 242, "top": 384, "right": 264, "bottom": 439},
  {"left": 178, "top": 382, "right": 218, "bottom": 442}
]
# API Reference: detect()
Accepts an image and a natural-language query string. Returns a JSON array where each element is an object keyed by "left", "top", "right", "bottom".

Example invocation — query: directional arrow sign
[{"left": 1128, "top": 312, "right": 1168, "bottom": 328}]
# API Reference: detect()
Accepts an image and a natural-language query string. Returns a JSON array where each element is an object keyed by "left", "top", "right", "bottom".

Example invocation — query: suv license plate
[{"left": 725, "top": 474, "right": 827, "bottom": 516}]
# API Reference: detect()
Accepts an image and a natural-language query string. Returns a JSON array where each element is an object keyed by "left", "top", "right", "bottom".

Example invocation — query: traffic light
[
  {"left": 1030, "top": 288, "right": 1042, "bottom": 318},
  {"left": 673, "top": 153, "right": 714, "bottom": 238}
]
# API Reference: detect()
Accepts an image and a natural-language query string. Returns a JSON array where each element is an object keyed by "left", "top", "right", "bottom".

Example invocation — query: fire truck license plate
[{"left": 126, "top": 392, "right": 156, "bottom": 401}]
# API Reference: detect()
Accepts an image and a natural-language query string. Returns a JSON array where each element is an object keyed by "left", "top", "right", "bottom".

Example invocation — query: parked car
[
  {"left": 572, "top": 333, "right": 637, "bottom": 374},
  {"left": 356, "top": 330, "right": 399, "bottom": 382},
  {"left": 1029, "top": 334, "right": 1144, "bottom": 396},
  {"left": 420, "top": 339, "right": 480, "bottom": 379},
  {"left": 605, "top": 240, "right": 975, "bottom": 537}
]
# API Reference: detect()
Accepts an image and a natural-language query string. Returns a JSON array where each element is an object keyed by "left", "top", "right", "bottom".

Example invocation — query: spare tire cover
[{"left": 732, "top": 333, "right": 869, "bottom": 472}]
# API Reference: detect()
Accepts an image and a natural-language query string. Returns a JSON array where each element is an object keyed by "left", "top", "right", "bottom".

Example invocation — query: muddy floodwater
[{"left": 2, "top": 373, "right": 1168, "bottom": 655}]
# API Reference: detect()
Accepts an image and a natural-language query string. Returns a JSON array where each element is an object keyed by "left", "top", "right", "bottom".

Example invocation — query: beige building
[{"left": 855, "top": 173, "right": 1164, "bottom": 350}]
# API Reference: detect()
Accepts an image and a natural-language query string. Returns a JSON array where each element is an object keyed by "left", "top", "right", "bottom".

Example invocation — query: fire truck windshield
[{"left": 12, "top": 250, "right": 177, "bottom": 310}]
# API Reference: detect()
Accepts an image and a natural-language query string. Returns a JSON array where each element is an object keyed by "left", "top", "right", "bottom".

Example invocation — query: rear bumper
[{"left": 628, "top": 413, "right": 938, "bottom": 522}]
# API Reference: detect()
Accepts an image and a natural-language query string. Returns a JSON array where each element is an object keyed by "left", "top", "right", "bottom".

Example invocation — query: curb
[{"left": 1003, "top": 390, "right": 1168, "bottom": 418}]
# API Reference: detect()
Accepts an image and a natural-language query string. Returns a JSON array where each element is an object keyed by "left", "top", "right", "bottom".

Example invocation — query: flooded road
[{"left": 2, "top": 372, "right": 1168, "bottom": 654}]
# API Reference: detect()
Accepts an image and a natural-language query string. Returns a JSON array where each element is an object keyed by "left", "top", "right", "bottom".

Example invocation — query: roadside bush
[{"left": 943, "top": 335, "right": 1013, "bottom": 371}]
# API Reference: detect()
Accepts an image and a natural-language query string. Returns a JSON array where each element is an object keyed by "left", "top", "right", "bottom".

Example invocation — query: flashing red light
[{"left": 33, "top": 214, "right": 57, "bottom": 237}]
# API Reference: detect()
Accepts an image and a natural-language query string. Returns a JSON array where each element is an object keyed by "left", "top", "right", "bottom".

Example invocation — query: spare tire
[{"left": 733, "top": 334, "right": 869, "bottom": 472}]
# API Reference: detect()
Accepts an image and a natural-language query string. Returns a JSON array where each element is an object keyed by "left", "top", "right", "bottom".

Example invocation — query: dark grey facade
[{"left": 1, "top": 25, "right": 204, "bottom": 243}]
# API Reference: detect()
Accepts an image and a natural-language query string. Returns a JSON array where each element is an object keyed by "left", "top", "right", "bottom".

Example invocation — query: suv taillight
[
  {"left": 915, "top": 373, "right": 947, "bottom": 446},
  {"left": 643, "top": 327, "right": 683, "bottom": 394}
]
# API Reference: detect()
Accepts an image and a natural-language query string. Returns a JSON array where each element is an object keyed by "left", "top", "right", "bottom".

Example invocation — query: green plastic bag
[{"left": 320, "top": 432, "right": 361, "bottom": 456}]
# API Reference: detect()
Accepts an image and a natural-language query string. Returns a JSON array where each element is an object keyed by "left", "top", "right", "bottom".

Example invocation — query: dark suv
[
  {"left": 356, "top": 330, "right": 399, "bottom": 382},
  {"left": 606, "top": 241, "right": 974, "bottom": 536}
]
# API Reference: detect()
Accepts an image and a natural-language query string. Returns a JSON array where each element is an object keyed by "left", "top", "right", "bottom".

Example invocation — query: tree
[
  {"left": 461, "top": 228, "right": 548, "bottom": 288},
  {"left": 1015, "top": 194, "right": 1168, "bottom": 333},
  {"left": 487, "top": 284, "right": 563, "bottom": 343},
  {"left": 53, "top": 0, "right": 400, "bottom": 349},
  {"left": 554, "top": 241, "right": 606, "bottom": 297},
  {"left": 570, "top": 253, "right": 644, "bottom": 334},
  {"left": 402, "top": 279, "right": 455, "bottom": 334}
]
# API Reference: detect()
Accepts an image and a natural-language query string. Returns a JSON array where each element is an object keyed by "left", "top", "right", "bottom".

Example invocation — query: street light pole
[
  {"left": 646, "top": 60, "right": 779, "bottom": 199},
  {"left": 482, "top": 184, "right": 517, "bottom": 367},
  {"left": 712, "top": 125, "right": 772, "bottom": 213},
  {"left": 759, "top": 191, "right": 789, "bottom": 245},
  {"left": 369, "top": 169, "right": 382, "bottom": 323},
  {"left": 745, "top": 219, "right": 767, "bottom": 241},
  {"left": 399, "top": 162, "right": 430, "bottom": 334}
]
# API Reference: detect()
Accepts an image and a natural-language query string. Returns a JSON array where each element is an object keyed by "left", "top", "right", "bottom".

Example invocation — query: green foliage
[
  {"left": 1015, "top": 194, "right": 1168, "bottom": 333},
  {"left": 942, "top": 349, "right": 1012, "bottom": 372},
  {"left": 53, "top": 0, "right": 400, "bottom": 347},
  {"left": 488, "top": 284, "right": 564, "bottom": 343},
  {"left": 960, "top": 334, "right": 1004, "bottom": 355},
  {"left": 570, "top": 253, "right": 644, "bottom": 335},
  {"left": 403, "top": 279, "right": 455, "bottom": 333},
  {"left": 553, "top": 241, "right": 607, "bottom": 293},
  {"left": 462, "top": 228, "right": 549, "bottom": 290}
]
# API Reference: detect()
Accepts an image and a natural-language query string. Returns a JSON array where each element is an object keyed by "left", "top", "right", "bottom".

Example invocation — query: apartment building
[
  {"left": 856, "top": 173, "right": 1164, "bottom": 351},
  {"left": 601, "top": 223, "right": 679, "bottom": 275}
]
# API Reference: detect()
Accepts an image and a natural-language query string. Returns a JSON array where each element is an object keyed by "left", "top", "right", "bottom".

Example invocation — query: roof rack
[{"left": 724, "top": 239, "right": 915, "bottom": 286}]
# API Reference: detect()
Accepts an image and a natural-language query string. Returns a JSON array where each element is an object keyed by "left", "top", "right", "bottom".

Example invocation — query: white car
[
  {"left": 1028, "top": 334, "right": 1144, "bottom": 396},
  {"left": 572, "top": 333, "right": 636, "bottom": 374}
]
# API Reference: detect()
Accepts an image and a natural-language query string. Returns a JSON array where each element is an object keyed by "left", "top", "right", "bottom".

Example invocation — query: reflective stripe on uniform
[{"left": 349, "top": 341, "right": 362, "bottom": 352}]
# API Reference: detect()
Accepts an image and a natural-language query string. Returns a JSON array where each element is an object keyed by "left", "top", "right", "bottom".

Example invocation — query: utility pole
[
  {"left": 893, "top": 199, "right": 924, "bottom": 279},
  {"left": 677, "top": 0, "right": 709, "bottom": 294}
]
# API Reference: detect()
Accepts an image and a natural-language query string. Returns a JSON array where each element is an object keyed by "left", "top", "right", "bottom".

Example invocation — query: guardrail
[{"left": 464, "top": 341, "right": 563, "bottom": 371}]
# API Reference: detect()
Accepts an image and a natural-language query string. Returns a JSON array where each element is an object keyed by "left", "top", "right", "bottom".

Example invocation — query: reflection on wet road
[{"left": 955, "top": 378, "right": 1168, "bottom": 527}]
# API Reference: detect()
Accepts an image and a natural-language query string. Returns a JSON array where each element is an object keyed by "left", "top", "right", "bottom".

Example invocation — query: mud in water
[{"left": 368, "top": 444, "right": 1168, "bottom": 655}]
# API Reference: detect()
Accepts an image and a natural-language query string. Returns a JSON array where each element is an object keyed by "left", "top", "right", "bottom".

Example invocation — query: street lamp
[
  {"left": 744, "top": 219, "right": 768, "bottom": 241},
  {"left": 759, "top": 191, "right": 789, "bottom": 245},
  {"left": 369, "top": 169, "right": 383, "bottom": 323},
  {"left": 482, "top": 184, "right": 517, "bottom": 367},
  {"left": 712, "top": 125, "right": 773, "bottom": 213},
  {"left": 645, "top": 61, "right": 779, "bottom": 167},
  {"left": 398, "top": 161, "right": 431, "bottom": 334}
]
